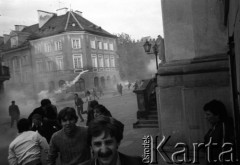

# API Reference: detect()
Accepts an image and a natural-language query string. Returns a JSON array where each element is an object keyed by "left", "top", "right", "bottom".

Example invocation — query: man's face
[
  {"left": 74, "top": 95, "right": 78, "bottom": 99},
  {"left": 61, "top": 116, "right": 77, "bottom": 135},
  {"left": 91, "top": 132, "right": 120, "bottom": 165},
  {"left": 205, "top": 110, "right": 220, "bottom": 125}
]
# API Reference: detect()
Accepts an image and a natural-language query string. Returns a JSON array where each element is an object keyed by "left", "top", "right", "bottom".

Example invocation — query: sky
[{"left": 0, "top": 0, "right": 163, "bottom": 40}]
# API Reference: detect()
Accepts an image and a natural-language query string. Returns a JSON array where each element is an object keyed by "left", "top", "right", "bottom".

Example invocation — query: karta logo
[{"left": 142, "top": 135, "right": 238, "bottom": 164}]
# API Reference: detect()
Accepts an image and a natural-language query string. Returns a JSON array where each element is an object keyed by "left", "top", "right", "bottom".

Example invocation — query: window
[
  {"left": 56, "top": 56, "right": 63, "bottom": 70},
  {"left": 36, "top": 60, "right": 43, "bottom": 73},
  {"left": 46, "top": 58, "right": 54, "bottom": 71},
  {"left": 98, "top": 54, "right": 104, "bottom": 67},
  {"left": 55, "top": 40, "right": 62, "bottom": 51},
  {"left": 109, "top": 43, "right": 114, "bottom": 50},
  {"left": 103, "top": 42, "right": 108, "bottom": 50},
  {"left": 73, "top": 54, "right": 83, "bottom": 69},
  {"left": 11, "top": 36, "right": 18, "bottom": 48},
  {"left": 104, "top": 55, "right": 110, "bottom": 67},
  {"left": 91, "top": 54, "right": 98, "bottom": 68},
  {"left": 98, "top": 41, "right": 102, "bottom": 49},
  {"left": 72, "top": 39, "right": 81, "bottom": 49},
  {"left": 35, "top": 44, "right": 42, "bottom": 53},
  {"left": 90, "top": 40, "right": 96, "bottom": 49},
  {"left": 110, "top": 55, "right": 115, "bottom": 67},
  {"left": 45, "top": 42, "right": 51, "bottom": 52}
]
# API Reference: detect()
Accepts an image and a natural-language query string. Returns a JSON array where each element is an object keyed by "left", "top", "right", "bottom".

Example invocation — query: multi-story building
[
  {"left": 1, "top": 8, "right": 120, "bottom": 97},
  {"left": 0, "top": 36, "right": 10, "bottom": 96}
]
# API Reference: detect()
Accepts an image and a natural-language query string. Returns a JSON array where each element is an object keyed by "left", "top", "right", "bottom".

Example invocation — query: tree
[{"left": 116, "top": 33, "right": 154, "bottom": 81}]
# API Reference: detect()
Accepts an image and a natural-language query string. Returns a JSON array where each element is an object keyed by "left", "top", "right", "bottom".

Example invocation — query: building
[
  {"left": 1, "top": 8, "right": 120, "bottom": 99},
  {"left": 154, "top": 0, "right": 239, "bottom": 164},
  {"left": 0, "top": 36, "right": 10, "bottom": 96}
]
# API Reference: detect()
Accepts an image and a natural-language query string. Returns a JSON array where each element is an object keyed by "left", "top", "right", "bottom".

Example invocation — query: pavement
[{"left": 0, "top": 89, "right": 161, "bottom": 164}]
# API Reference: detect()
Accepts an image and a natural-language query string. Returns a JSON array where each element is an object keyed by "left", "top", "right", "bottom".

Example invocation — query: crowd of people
[
  {"left": 7, "top": 93, "right": 144, "bottom": 165},
  {"left": 7, "top": 89, "right": 234, "bottom": 165}
]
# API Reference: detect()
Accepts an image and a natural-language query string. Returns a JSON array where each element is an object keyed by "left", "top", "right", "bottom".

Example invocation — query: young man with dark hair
[
  {"left": 8, "top": 118, "right": 49, "bottom": 165},
  {"left": 80, "top": 116, "right": 144, "bottom": 165},
  {"left": 48, "top": 107, "right": 91, "bottom": 165}
]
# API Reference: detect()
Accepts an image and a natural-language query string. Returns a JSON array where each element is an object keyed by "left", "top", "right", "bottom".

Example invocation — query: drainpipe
[{"left": 228, "top": 36, "right": 240, "bottom": 160}]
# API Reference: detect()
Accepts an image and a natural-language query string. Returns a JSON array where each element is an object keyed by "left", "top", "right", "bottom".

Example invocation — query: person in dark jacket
[
  {"left": 203, "top": 100, "right": 234, "bottom": 165},
  {"left": 74, "top": 93, "right": 85, "bottom": 122},
  {"left": 86, "top": 100, "right": 99, "bottom": 126},
  {"left": 9, "top": 101, "right": 20, "bottom": 128},
  {"left": 80, "top": 116, "right": 144, "bottom": 165}
]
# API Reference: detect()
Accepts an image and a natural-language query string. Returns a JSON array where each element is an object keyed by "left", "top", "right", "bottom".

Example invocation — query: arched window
[
  {"left": 100, "top": 76, "right": 105, "bottom": 89},
  {"left": 94, "top": 77, "right": 99, "bottom": 88},
  {"left": 75, "top": 78, "right": 85, "bottom": 92}
]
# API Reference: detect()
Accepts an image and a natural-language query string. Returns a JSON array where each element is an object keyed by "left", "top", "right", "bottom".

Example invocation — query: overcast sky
[{"left": 0, "top": 0, "right": 163, "bottom": 40}]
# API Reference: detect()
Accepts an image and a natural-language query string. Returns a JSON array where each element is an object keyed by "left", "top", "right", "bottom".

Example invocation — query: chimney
[
  {"left": 3, "top": 34, "right": 10, "bottom": 44},
  {"left": 15, "top": 25, "right": 26, "bottom": 31},
  {"left": 56, "top": 7, "right": 68, "bottom": 16},
  {"left": 37, "top": 10, "right": 55, "bottom": 28},
  {"left": 75, "top": 10, "right": 82, "bottom": 16}
]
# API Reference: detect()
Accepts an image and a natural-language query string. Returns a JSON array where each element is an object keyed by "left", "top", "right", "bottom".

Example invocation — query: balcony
[{"left": 0, "top": 66, "right": 10, "bottom": 81}]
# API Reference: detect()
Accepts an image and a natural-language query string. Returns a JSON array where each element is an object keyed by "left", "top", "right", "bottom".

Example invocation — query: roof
[
  {"left": 22, "top": 11, "right": 116, "bottom": 39},
  {"left": 3, "top": 10, "right": 116, "bottom": 52}
]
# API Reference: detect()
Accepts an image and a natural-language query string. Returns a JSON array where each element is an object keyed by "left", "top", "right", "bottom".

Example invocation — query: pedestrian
[
  {"left": 92, "top": 87, "right": 99, "bottom": 100},
  {"left": 47, "top": 107, "right": 91, "bottom": 165},
  {"left": 28, "top": 99, "right": 58, "bottom": 122},
  {"left": 8, "top": 118, "right": 49, "bottom": 165},
  {"left": 98, "top": 86, "right": 104, "bottom": 97},
  {"left": 203, "top": 100, "right": 234, "bottom": 165},
  {"left": 93, "top": 104, "right": 112, "bottom": 118},
  {"left": 80, "top": 116, "right": 144, "bottom": 165},
  {"left": 9, "top": 100, "right": 20, "bottom": 128},
  {"left": 31, "top": 113, "right": 61, "bottom": 143},
  {"left": 119, "top": 83, "right": 123, "bottom": 96},
  {"left": 86, "top": 100, "right": 99, "bottom": 126},
  {"left": 85, "top": 90, "right": 92, "bottom": 103},
  {"left": 74, "top": 93, "right": 85, "bottom": 122},
  {"left": 128, "top": 82, "right": 131, "bottom": 90}
]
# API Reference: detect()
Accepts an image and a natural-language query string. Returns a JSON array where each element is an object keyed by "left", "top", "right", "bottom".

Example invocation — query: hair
[
  {"left": 87, "top": 116, "right": 124, "bottom": 145},
  {"left": 41, "top": 99, "right": 51, "bottom": 107},
  {"left": 74, "top": 93, "right": 78, "bottom": 97},
  {"left": 94, "top": 104, "right": 112, "bottom": 117},
  {"left": 203, "top": 100, "right": 228, "bottom": 121},
  {"left": 89, "top": 100, "right": 99, "bottom": 109},
  {"left": 58, "top": 107, "right": 78, "bottom": 124},
  {"left": 31, "top": 114, "right": 43, "bottom": 121},
  {"left": 17, "top": 118, "right": 31, "bottom": 133},
  {"left": 11, "top": 100, "right": 15, "bottom": 104}
]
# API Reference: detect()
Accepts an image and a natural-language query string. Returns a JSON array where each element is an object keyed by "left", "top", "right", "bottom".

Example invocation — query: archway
[
  {"left": 94, "top": 77, "right": 99, "bottom": 88},
  {"left": 48, "top": 81, "right": 55, "bottom": 92},
  {"left": 75, "top": 78, "right": 85, "bottom": 92},
  {"left": 100, "top": 76, "right": 105, "bottom": 89}
]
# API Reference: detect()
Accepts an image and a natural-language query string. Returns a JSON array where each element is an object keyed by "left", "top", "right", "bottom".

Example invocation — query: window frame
[
  {"left": 73, "top": 54, "right": 83, "bottom": 69},
  {"left": 71, "top": 38, "right": 81, "bottom": 49}
]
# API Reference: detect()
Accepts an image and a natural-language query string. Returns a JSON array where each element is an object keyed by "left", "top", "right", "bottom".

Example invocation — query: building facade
[
  {"left": 155, "top": 1, "right": 239, "bottom": 164},
  {"left": 1, "top": 9, "right": 120, "bottom": 98}
]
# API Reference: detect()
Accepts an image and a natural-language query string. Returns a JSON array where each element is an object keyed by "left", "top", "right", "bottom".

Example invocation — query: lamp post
[{"left": 143, "top": 40, "right": 159, "bottom": 70}]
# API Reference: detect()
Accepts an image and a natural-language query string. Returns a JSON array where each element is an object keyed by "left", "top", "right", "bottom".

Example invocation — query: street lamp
[{"left": 143, "top": 40, "right": 159, "bottom": 70}]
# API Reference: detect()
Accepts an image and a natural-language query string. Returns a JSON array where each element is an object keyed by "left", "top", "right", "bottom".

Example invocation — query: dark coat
[{"left": 79, "top": 152, "right": 144, "bottom": 165}]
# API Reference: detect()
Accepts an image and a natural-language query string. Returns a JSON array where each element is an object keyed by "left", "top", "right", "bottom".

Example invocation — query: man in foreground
[
  {"left": 47, "top": 107, "right": 90, "bottom": 165},
  {"left": 8, "top": 118, "right": 49, "bottom": 165},
  {"left": 80, "top": 116, "right": 144, "bottom": 165}
]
